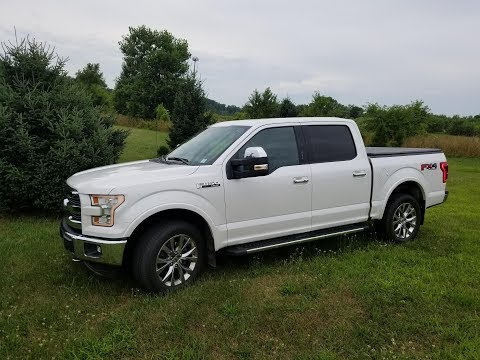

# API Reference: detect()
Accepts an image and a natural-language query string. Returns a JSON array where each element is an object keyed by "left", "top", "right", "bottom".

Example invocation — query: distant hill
[{"left": 206, "top": 98, "right": 241, "bottom": 115}]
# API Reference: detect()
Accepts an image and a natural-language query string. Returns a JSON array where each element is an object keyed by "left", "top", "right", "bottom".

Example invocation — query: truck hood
[{"left": 67, "top": 160, "right": 199, "bottom": 194}]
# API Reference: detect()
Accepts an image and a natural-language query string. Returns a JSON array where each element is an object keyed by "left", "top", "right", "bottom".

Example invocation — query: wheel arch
[
  {"left": 384, "top": 180, "right": 426, "bottom": 224},
  {"left": 123, "top": 208, "right": 217, "bottom": 267}
]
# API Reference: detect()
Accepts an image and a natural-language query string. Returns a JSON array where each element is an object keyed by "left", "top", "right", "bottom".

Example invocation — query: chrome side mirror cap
[{"left": 244, "top": 146, "right": 267, "bottom": 158}]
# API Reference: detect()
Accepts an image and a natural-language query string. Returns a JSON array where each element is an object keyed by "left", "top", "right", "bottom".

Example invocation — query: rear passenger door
[{"left": 303, "top": 123, "right": 371, "bottom": 230}]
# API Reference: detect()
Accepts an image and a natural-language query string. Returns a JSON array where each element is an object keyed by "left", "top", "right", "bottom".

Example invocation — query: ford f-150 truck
[{"left": 61, "top": 117, "right": 448, "bottom": 292}]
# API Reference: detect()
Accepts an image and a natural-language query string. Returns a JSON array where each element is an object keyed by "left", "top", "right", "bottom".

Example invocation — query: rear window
[{"left": 303, "top": 125, "right": 357, "bottom": 163}]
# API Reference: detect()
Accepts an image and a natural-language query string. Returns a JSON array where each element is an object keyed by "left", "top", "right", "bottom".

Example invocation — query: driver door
[{"left": 223, "top": 125, "right": 312, "bottom": 246}]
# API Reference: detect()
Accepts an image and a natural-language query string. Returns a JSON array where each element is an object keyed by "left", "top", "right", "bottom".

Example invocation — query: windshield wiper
[{"left": 166, "top": 156, "right": 189, "bottom": 165}]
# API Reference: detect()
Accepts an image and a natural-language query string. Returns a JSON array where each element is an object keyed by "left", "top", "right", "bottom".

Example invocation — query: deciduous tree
[
  {"left": 114, "top": 26, "right": 190, "bottom": 118},
  {"left": 301, "top": 92, "right": 348, "bottom": 117},
  {"left": 363, "top": 101, "right": 429, "bottom": 146},
  {"left": 75, "top": 63, "right": 111, "bottom": 108}
]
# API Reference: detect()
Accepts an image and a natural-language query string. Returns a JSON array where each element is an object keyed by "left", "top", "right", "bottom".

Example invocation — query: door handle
[
  {"left": 353, "top": 171, "right": 367, "bottom": 177},
  {"left": 293, "top": 177, "right": 309, "bottom": 184}
]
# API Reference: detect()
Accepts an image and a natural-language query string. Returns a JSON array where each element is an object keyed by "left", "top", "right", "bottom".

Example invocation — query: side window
[
  {"left": 304, "top": 125, "right": 357, "bottom": 163},
  {"left": 234, "top": 126, "right": 299, "bottom": 172}
]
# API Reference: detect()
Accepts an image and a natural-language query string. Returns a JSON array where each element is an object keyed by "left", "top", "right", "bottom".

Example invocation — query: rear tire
[
  {"left": 132, "top": 221, "right": 206, "bottom": 292},
  {"left": 380, "top": 193, "right": 421, "bottom": 242}
]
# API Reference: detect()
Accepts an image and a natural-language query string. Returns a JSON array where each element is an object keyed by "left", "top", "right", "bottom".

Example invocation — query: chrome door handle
[
  {"left": 293, "top": 177, "right": 309, "bottom": 184},
  {"left": 353, "top": 171, "right": 367, "bottom": 177}
]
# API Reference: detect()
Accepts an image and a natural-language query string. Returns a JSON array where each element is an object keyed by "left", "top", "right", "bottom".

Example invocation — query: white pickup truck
[{"left": 61, "top": 117, "right": 448, "bottom": 292}]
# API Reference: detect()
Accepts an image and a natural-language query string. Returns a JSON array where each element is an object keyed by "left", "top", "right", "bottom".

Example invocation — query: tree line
[
  {"left": 73, "top": 25, "right": 479, "bottom": 148},
  {"left": 236, "top": 88, "right": 480, "bottom": 146},
  {"left": 1, "top": 26, "right": 479, "bottom": 213}
]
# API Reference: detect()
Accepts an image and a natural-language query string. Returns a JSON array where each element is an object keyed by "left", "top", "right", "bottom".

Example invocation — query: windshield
[{"left": 167, "top": 125, "right": 250, "bottom": 165}]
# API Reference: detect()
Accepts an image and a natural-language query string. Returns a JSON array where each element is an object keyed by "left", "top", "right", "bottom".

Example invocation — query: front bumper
[{"left": 60, "top": 220, "right": 127, "bottom": 266}]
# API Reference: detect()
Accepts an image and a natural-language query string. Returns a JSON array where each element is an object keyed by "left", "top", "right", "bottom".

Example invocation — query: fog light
[{"left": 84, "top": 243, "right": 102, "bottom": 258}]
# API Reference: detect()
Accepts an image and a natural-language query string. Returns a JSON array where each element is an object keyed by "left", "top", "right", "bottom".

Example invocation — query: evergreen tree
[
  {"left": 279, "top": 98, "right": 298, "bottom": 117},
  {"left": 244, "top": 88, "right": 279, "bottom": 119},
  {"left": 114, "top": 26, "right": 190, "bottom": 118},
  {"left": 0, "top": 37, "right": 128, "bottom": 212},
  {"left": 168, "top": 74, "right": 212, "bottom": 148}
]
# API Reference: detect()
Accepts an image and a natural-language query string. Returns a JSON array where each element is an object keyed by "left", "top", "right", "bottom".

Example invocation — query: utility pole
[{"left": 192, "top": 56, "right": 199, "bottom": 74}]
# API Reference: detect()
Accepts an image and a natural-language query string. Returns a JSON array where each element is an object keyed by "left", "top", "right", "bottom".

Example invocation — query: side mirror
[
  {"left": 228, "top": 147, "right": 269, "bottom": 179},
  {"left": 244, "top": 146, "right": 267, "bottom": 158}
]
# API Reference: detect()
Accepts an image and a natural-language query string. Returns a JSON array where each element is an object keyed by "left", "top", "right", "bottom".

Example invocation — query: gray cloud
[{"left": 1, "top": 0, "right": 479, "bottom": 115}]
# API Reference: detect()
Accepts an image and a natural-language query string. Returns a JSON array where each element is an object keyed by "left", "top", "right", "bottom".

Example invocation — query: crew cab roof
[{"left": 211, "top": 117, "right": 356, "bottom": 128}]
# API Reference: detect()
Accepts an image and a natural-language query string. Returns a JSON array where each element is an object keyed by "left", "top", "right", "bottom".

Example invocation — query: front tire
[
  {"left": 381, "top": 193, "right": 421, "bottom": 242},
  {"left": 132, "top": 221, "right": 206, "bottom": 292}
]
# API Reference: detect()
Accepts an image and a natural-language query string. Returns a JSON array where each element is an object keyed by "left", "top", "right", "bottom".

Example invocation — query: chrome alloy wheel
[
  {"left": 393, "top": 202, "right": 417, "bottom": 240},
  {"left": 156, "top": 234, "right": 198, "bottom": 287}
]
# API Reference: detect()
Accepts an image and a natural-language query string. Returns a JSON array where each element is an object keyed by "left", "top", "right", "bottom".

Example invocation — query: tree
[
  {"left": 205, "top": 98, "right": 241, "bottom": 115},
  {"left": 301, "top": 92, "right": 348, "bottom": 117},
  {"left": 279, "top": 98, "right": 298, "bottom": 117},
  {"left": 155, "top": 103, "right": 170, "bottom": 122},
  {"left": 243, "top": 88, "right": 279, "bottom": 118},
  {"left": 426, "top": 114, "right": 448, "bottom": 133},
  {"left": 0, "top": 37, "right": 128, "bottom": 212},
  {"left": 75, "top": 63, "right": 111, "bottom": 108},
  {"left": 363, "top": 101, "right": 429, "bottom": 146},
  {"left": 75, "top": 63, "right": 107, "bottom": 88},
  {"left": 168, "top": 74, "right": 212, "bottom": 148},
  {"left": 448, "top": 119, "right": 477, "bottom": 136},
  {"left": 346, "top": 105, "right": 364, "bottom": 119},
  {"left": 114, "top": 26, "right": 190, "bottom": 118}
]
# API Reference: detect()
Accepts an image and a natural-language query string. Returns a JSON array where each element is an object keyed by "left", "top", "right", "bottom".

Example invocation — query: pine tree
[
  {"left": 0, "top": 37, "right": 128, "bottom": 211},
  {"left": 279, "top": 98, "right": 298, "bottom": 117},
  {"left": 168, "top": 74, "right": 212, "bottom": 148}
]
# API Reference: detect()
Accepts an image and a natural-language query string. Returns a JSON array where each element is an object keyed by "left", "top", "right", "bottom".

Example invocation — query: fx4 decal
[{"left": 421, "top": 163, "right": 437, "bottom": 171}]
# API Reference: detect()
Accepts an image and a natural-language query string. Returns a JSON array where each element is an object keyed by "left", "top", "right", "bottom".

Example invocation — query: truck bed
[{"left": 366, "top": 147, "right": 442, "bottom": 158}]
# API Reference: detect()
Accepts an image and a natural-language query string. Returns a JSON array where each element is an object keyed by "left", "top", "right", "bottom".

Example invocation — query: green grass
[
  {"left": 1, "top": 133, "right": 479, "bottom": 359},
  {"left": 117, "top": 126, "right": 169, "bottom": 163}
]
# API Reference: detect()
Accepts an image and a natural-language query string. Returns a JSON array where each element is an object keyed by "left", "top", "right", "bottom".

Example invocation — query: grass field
[
  {"left": 117, "top": 126, "right": 169, "bottom": 163},
  {"left": 1, "top": 129, "right": 479, "bottom": 359}
]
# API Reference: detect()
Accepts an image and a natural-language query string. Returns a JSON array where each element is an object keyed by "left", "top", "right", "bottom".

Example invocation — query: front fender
[{"left": 120, "top": 190, "right": 227, "bottom": 247}]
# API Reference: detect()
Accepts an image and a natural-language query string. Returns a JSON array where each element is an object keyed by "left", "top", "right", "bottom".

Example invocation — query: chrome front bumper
[{"left": 60, "top": 220, "right": 126, "bottom": 266}]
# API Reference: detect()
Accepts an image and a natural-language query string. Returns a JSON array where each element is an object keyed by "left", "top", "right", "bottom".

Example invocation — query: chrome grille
[{"left": 64, "top": 187, "right": 82, "bottom": 230}]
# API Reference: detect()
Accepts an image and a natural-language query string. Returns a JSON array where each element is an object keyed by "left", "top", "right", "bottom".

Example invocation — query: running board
[{"left": 223, "top": 223, "right": 370, "bottom": 256}]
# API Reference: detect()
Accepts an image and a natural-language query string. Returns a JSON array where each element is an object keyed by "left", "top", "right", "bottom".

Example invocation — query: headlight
[{"left": 90, "top": 195, "right": 125, "bottom": 227}]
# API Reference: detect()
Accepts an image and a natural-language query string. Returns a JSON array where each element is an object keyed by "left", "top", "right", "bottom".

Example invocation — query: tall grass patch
[
  {"left": 116, "top": 113, "right": 171, "bottom": 132},
  {"left": 405, "top": 134, "right": 480, "bottom": 157}
]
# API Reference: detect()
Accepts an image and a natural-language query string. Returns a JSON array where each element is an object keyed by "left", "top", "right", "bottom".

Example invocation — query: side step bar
[{"left": 223, "top": 222, "right": 370, "bottom": 256}]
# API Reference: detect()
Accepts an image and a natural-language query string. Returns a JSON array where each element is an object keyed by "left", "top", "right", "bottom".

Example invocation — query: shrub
[
  {"left": 157, "top": 145, "right": 170, "bottom": 157},
  {"left": 448, "top": 120, "right": 478, "bottom": 137},
  {"left": 0, "top": 37, "right": 128, "bottom": 212},
  {"left": 155, "top": 104, "right": 170, "bottom": 122},
  {"left": 363, "top": 101, "right": 429, "bottom": 146}
]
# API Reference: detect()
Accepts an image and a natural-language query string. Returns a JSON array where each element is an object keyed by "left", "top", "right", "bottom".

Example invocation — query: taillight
[{"left": 440, "top": 162, "right": 448, "bottom": 183}]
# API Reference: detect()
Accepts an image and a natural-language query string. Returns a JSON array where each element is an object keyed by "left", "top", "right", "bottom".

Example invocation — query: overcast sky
[{"left": 1, "top": 0, "right": 479, "bottom": 115}]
